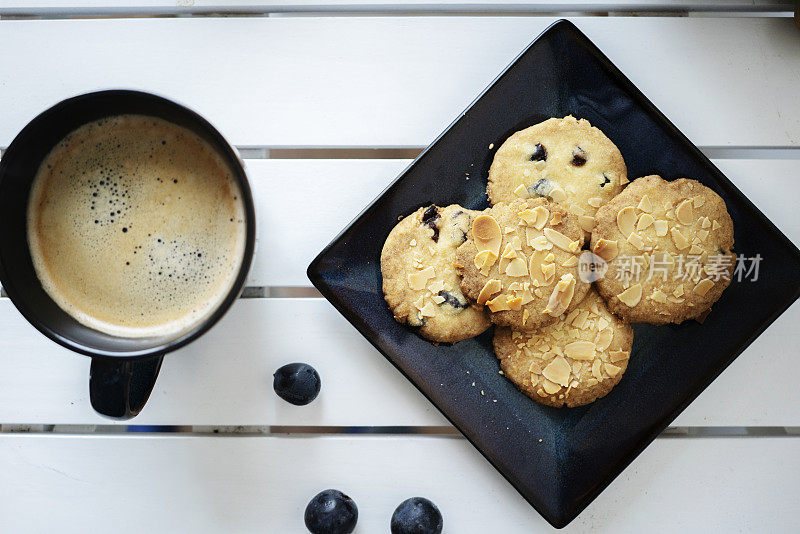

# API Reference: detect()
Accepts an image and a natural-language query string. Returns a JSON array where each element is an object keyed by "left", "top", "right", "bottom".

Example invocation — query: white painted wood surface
[
  {"left": 1, "top": 18, "right": 799, "bottom": 149},
  {"left": 0, "top": 434, "right": 797, "bottom": 532}
]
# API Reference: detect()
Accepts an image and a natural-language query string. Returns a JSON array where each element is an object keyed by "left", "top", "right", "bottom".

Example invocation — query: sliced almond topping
[
  {"left": 477, "top": 279, "right": 502, "bottom": 305},
  {"left": 528, "top": 250, "right": 548, "bottom": 285},
  {"left": 544, "top": 252, "right": 555, "bottom": 263},
  {"left": 542, "top": 379, "right": 561, "bottom": 395},
  {"left": 473, "top": 215, "right": 502, "bottom": 256},
  {"left": 712, "top": 219, "right": 721, "bottom": 231},
  {"left": 514, "top": 183, "right": 530, "bottom": 199},
  {"left": 609, "top": 350, "right": 629, "bottom": 363},
  {"left": 504, "top": 227, "right": 516, "bottom": 235},
  {"left": 670, "top": 227, "right": 690, "bottom": 250},
  {"left": 570, "top": 204, "right": 586, "bottom": 216},
  {"left": 534, "top": 288, "right": 543, "bottom": 298},
  {"left": 627, "top": 232, "right": 646, "bottom": 250},
  {"left": 505, "top": 257, "right": 529, "bottom": 277},
  {"left": 700, "top": 216, "right": 711, "bottom": 229},
  {"left": 529, "top": 234, "right": 552, "bottom": 251},
  {"left": 549, "top": 186, "right": 567, "bottom": 203},
  {"left": 409, "top": 239, "right": 417, "bottom": 247},
  {"left": 572, "top": 310, "right": 590, "bottom": 329},
  {"left": 486, "top": 294, "right": 512, "bottom": 312},
  {"left": 408, "top": 266, "right": 435, "bottom": 290},
  {"left": 544, "top": 273, "right": 576, "bottom": 316},
  {"left": 650, "top": 289, "right": 668, "bottom": 303},
  {"left": 431, "top": 295, "right": 446, "bottom": 304},
  {"left": 636, "top": 213, "right": 655, "bottom": 231},
  {"left": 693, "top": 278, "right": 715, "bottom": 297},
  {"left": 474, "top": 250, "right": 498, "bottom": 276},
  {"left": 542, "top": 263, "right": 556, "bottom": 283},
  {"left": 501, "top": 243, "right": 517, "bottom": 260},
  {"left": 591, "top": 358, "right": 603, "bottom": 380},
  {"left": 507, "top": 296, "right": 523, "bottom": 311},
  {"left": 562, "top": 256, "right": 578, "bottom": 267},
  {"left": 692, "top": 195, "right": 706, "bottom": 208},
  {"left": 616, "top": 206, "right": 636, "bottom": 237},
  {"left": 604, "top": 362, "right": 622, "bottom": 377},
  {"left": 550, "top": 211, "right": 563, "bottom": 226},
  {"left": 413, "top": 296, "right": 425, "bottom": 310},
  {"left": 696, "top": 229, "right": 709, "bottom": 242},
  {"left": 565, "top": 340, "right": 596, "bottom": 361},
  {"left": 518, "top": 209, "right": 539, "bottom": 226},
  {"left": 595, "top": 329, "right": 614, "bottom": 351},
  {"left": 588, "top": 197, "right": 603, "bottom": 208},
  {"left": 653, "top": 220, "right": 668, "bottom": 237},
  {"left": 688, "top": 244, "right": 703, "bottom": 255},
  {"left": 510, "top": 235, "right": 523, "bottom": 251},
  {"left": 676, "top": 199, "right": 694, "bottom": 225},
  {"left": 522, "top": 309, "right": 530, "bottom": 326},
  {"left": 420, "top": 302, "right": 438, "bottom": 317},
  {"left": 617, "top": 283, "right": 643, "bottom": 307},
  {"left": 507, "top": 282, "right": 521, "bottom": 292},
  {"left": 520, "top": 286, "right": 535, "bottom": 305},
  {"left": 427, "top": 280, "right": 445, "bottom": 294},
  {"left": 572, "top": 361, "right": 583, "bottom": 375},
  {"left": 666, "top": 209, "right": 676, "bottom": 221},
  {"left": 673, "top": 283, "right": 685, "bottom": 298},
  {"left": 544, "top": 227, "right": 576, "bottom": 252},
  {"left": 531, "top": 206, "right": 550, "bottom": 230},
  {"left": 543, "top": 356, "right": 571, "bottom": 387},
  {"left": 579, "top": 215, "right": 595, "bottom": 233},
  {"left": 592, "top": 239, "right": 619, "bottom": 261},
  {"left": 637, "top": 195, "right": 653, "bottom": 213},
  {"left": 597, "top": 317, "right": 610, "bottom": 331}
]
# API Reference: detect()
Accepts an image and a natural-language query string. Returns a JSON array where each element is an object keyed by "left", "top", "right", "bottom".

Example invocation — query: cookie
[
  {"left": 455, "top": 197, "right": 589, "bottom": 331},
  {"left": 487, "top": 116, "right": 627, "bottom": 237},
  {"left": 493, "top": 289, "right": 633, "bottom": 408},
  {"left": 591, "top": 175, "right": 735, "bottom": 324},
  {"left": 381, "top": 204, "right": 491, "bottom": 343}
]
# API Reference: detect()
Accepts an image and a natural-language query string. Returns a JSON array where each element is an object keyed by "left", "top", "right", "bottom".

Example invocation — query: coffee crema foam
[{"left": 27, "top": 115, "right": 247, "bottom": 338}]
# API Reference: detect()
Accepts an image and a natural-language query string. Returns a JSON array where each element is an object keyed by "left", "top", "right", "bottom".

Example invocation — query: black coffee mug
[{"left": 0, "top": 90, "right": 256, "bottom": 420}]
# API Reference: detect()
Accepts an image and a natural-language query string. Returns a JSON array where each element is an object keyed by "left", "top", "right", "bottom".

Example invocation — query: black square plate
[{"left": 307, "top": 19, "right": 800, "bottom": 528}]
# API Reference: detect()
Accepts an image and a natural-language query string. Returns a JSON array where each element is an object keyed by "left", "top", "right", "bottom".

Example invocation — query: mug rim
[{"left": 0, "top": 89, "right": 256, "bottom": 359}]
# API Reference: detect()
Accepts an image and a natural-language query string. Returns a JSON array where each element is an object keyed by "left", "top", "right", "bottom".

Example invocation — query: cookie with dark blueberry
[
  {"left": 381, "top": 204, "right": 491, "bottom": 343},
  {"left": 487, "top": 116, "right": 628, "bottom": 238}
]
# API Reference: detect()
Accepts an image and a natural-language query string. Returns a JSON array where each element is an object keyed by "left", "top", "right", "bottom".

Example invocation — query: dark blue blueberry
[
  {"left": 528, "top": 178, "right": 553, "bottom": 198},
  {"left": 571, "top": 146, "right": 587, "bottom": 166},
  {"left": 304, "top": 489, "right": 358, "bottom": 534},
  {"left": 421, "top": 205, "right": 440, "bottom": 242},
  {"left": 437, "top": 290, "right": 468, "bottom": 310},
  {"left": 600, "top": 174, "right": 611, "bottom": 188},
  {"left": 530, "top": 142, "right": 547, "bottom": 161},
  {"left": 390, "top": 497, "right": 443, "bottom": 534},
  {"left": 273, "top": 363, "right": 321, "bottom": 406}
]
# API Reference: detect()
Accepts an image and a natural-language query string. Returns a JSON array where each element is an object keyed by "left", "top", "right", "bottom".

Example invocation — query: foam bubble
[{"left": 27, "top": 115, "right": 247, "bottom": 339}]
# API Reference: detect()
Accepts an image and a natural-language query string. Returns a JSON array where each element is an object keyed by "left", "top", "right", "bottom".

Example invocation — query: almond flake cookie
[
  {"left": 381, "top": 204, "right": 491, "bottom": 343},
  {"left": 591, "top": 175, "right": 735, "bottom": 324},
  {"left": 487, "top": 116, "right": 627, "bottom": 237},
  {"left": 455, "top": 197, "right": 589, "bottom": 331},
  {"left": 493, "top": 289, "right": 633, "bottom": 408}
]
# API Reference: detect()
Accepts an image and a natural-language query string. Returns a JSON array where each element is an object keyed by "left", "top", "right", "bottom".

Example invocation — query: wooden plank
[
  {"left": 248, "top": 158, "right": 800, "bottom": 286},
  {"left": 0, "top": 434, "right": 797, "bottom": 532},
  {"left": 0, "top": 17, "right": 799, "bottom": 148},
  {"left": 1, "top": 296, "right": 798, "bottom": 427}
]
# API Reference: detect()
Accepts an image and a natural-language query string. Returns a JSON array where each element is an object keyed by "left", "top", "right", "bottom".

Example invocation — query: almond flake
[
  {"left": 413, "top": 296, "right": 425, "bottom": 310},
  {"left": 409, "top": 239, "right": 417, "bottom": 246},
  {"left": 574, "top": 214, "right": 594, "bottom": 233},
  {"left": 504, "top": 226, "right": 516, "bottom": 234},
  {"left": 542, "top": 379, "right": 561, "bottom": 395},
  {"left": 549, "top": 186, "right": 567, "bottom": 203},
  {"left": 529, "top": 234, "right": 552, "bottom": 251},
  {"left": 514, "top": 183, "right": 530, "bottom": 198},
  {"left": 673, "top": 284, "right": 685, "bottom": 298},
  {"left": 572, "top": 361, "right": 583, "bottom": 375},
  {"left": 650, "top": 289, "right": 668, "bottom": 303},
  {"left": 534, "top": 288, "right": 543, "bottom": 298},
  {"left": 570, "top": 204, "right": 586, "bottom": 216},
  {"left": 431, "top": 295, "right": 446, "bottom": 305},
  {"left": 676, "top": 199, "right": 694, "bottom": 225},
  {"left": 408, "top": 267, "right": 435, "bottom": 290},
  {"left": 522, "top": 309, "right": 530, "bottom": 326},
  {"left": 653, "top": 220, "right": 668, "bottom": 237},
  {"left": 505, "top": 257, "right": 529, "bottom": 277},
  {"left": 420, "top": 302, "right": 438, "bottom": 317},
  {"left": 597, "top": 317, "right": 611, "bottom": 331},
  {"left": 595, "top": 329, "right": 614, "bottom": 351},
  {"left": 572, "top": 310, "right": 590, "bottom": 329},
  {"left": 544, "top": 227, "right": 576, "bottom": 252},
  {"left": 636, "top": 213, "right": 655, "bottom": 231},
  {"left": 609, "top": 350, "right": 629, "bottom": 363},
  {"left": 542, "top": 263, "right": 556, "bottom": 283},
  {"left": 473, "top": 215, "right": 502, "bottom": 256},
  {"left": 696, "top": 229, "right": 709, "bottom": 242},
  {"left": 477, "top": 279, "right": 501, "bottom": 305},
  {"left": 565, "top": 340, "right": 596, "bottom": 361},
  {"left": 588, "top": 197, "right": 603, "bottom": 208},
  {"left": 507, "top": 296, "right": 523, "bottom": 310},
  {"left": 670, "top": 227, "right": 690, "bottom": 250},
  {"left": 562, "top": 256, "right": 578, "bottom": 267},
  {"left": 692, "top": 195, "right": 706, "bottom": 208},
  {"left": 689, "top": 244, "right": 703, "bottom": 255},
  {"left": 604, "top": 362, "right": 622, "bottom": 377},
  {"left": 637, "top": 195, "right": 653, "bottom": 213},
  {"left": 543, "top": 356, "right": 571, "bottom": 387},
  {"left": 617, "top": 283, "right": 643, "bottom": 307},
  {"left": 511, "top": 235, "right": 523, "bottom": 251},
  {"left": 550, "top": 211, "right": 563, "bottom": 225},
  {"left": 592, "top": 239, "right": 619, "bottom": 261},
  {"left": 544, "top": 274, "right": 576, "bottom": 316},
  {"left": 712, "top": 219, "right": 721, "bottom": 231},
  {"left": 486, "top": 295, "right": 512, "bottom": 312},
  {"left": 518, "top": 209, "right": 539, "bottom": 226},
  {"left": 693, "top": 278, "right": 715, "bottom": 297},
  {"left": 627, "top": 232, "right": 646, "bottom": 250},
  {"left": 591, "top": 358, "right": 603, "bottom": 380},
  {"left": 616, "top": 206, "right": 636, "bottom": 237},
  {"left": 700, "top": 216, "right": 711, "bottom": 229},
  {"left": 427, "top": 280, "right": 445, "bottom": 293}
]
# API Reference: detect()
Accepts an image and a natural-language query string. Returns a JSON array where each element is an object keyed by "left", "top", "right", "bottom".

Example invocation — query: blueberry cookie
[
  {"left": 487, "top": 116, "right": 627, "bottom": 237},
  {"left": 381, "top": 204, "right": 491, "bottom": 343},
  {"left": 591, "top": 175, "right": 735, "bottom": 324},
  {"left": 493, "top": 289, "right": 633, "bottom": 408},
  {"left": 455, "top": 197, "right": 589, "bottom": 331}
]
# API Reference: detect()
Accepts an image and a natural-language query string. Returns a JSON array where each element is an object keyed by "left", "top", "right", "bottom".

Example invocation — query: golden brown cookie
[
  {"left": 590, "top": 175, "right": 735, "bottom": 324},
  {"left": 381, "top": 204, "right": 491, "bottom": 343},
  {"left": 493, "top": 289, "right": 633, "bottom": 408},
  {"left": 455, "top": 198, "right": 589, "bottom": 331},
  {"left": 487, "top": 116, "right": 627, "bottom": 238}
]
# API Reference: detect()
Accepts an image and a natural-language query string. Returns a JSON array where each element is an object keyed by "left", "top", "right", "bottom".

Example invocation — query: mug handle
[{"left": 89, "top": 355, "right": 164, "bottom": 420}]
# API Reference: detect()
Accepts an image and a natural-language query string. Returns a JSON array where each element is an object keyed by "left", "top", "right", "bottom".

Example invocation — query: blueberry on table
[
  {"left": 390, "top": 497, "right": 443, "bottom": 534},
  {"left": 304, "top": 489, "right": 358, "bottom": 534},
  {"left": 273, "top": 363, "right": 321, "bottom": 406}
]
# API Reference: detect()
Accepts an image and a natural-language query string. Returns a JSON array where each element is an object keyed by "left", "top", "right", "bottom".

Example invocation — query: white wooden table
[{"left": 1, "top": 2, "right": 799, "bottom": 532}]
